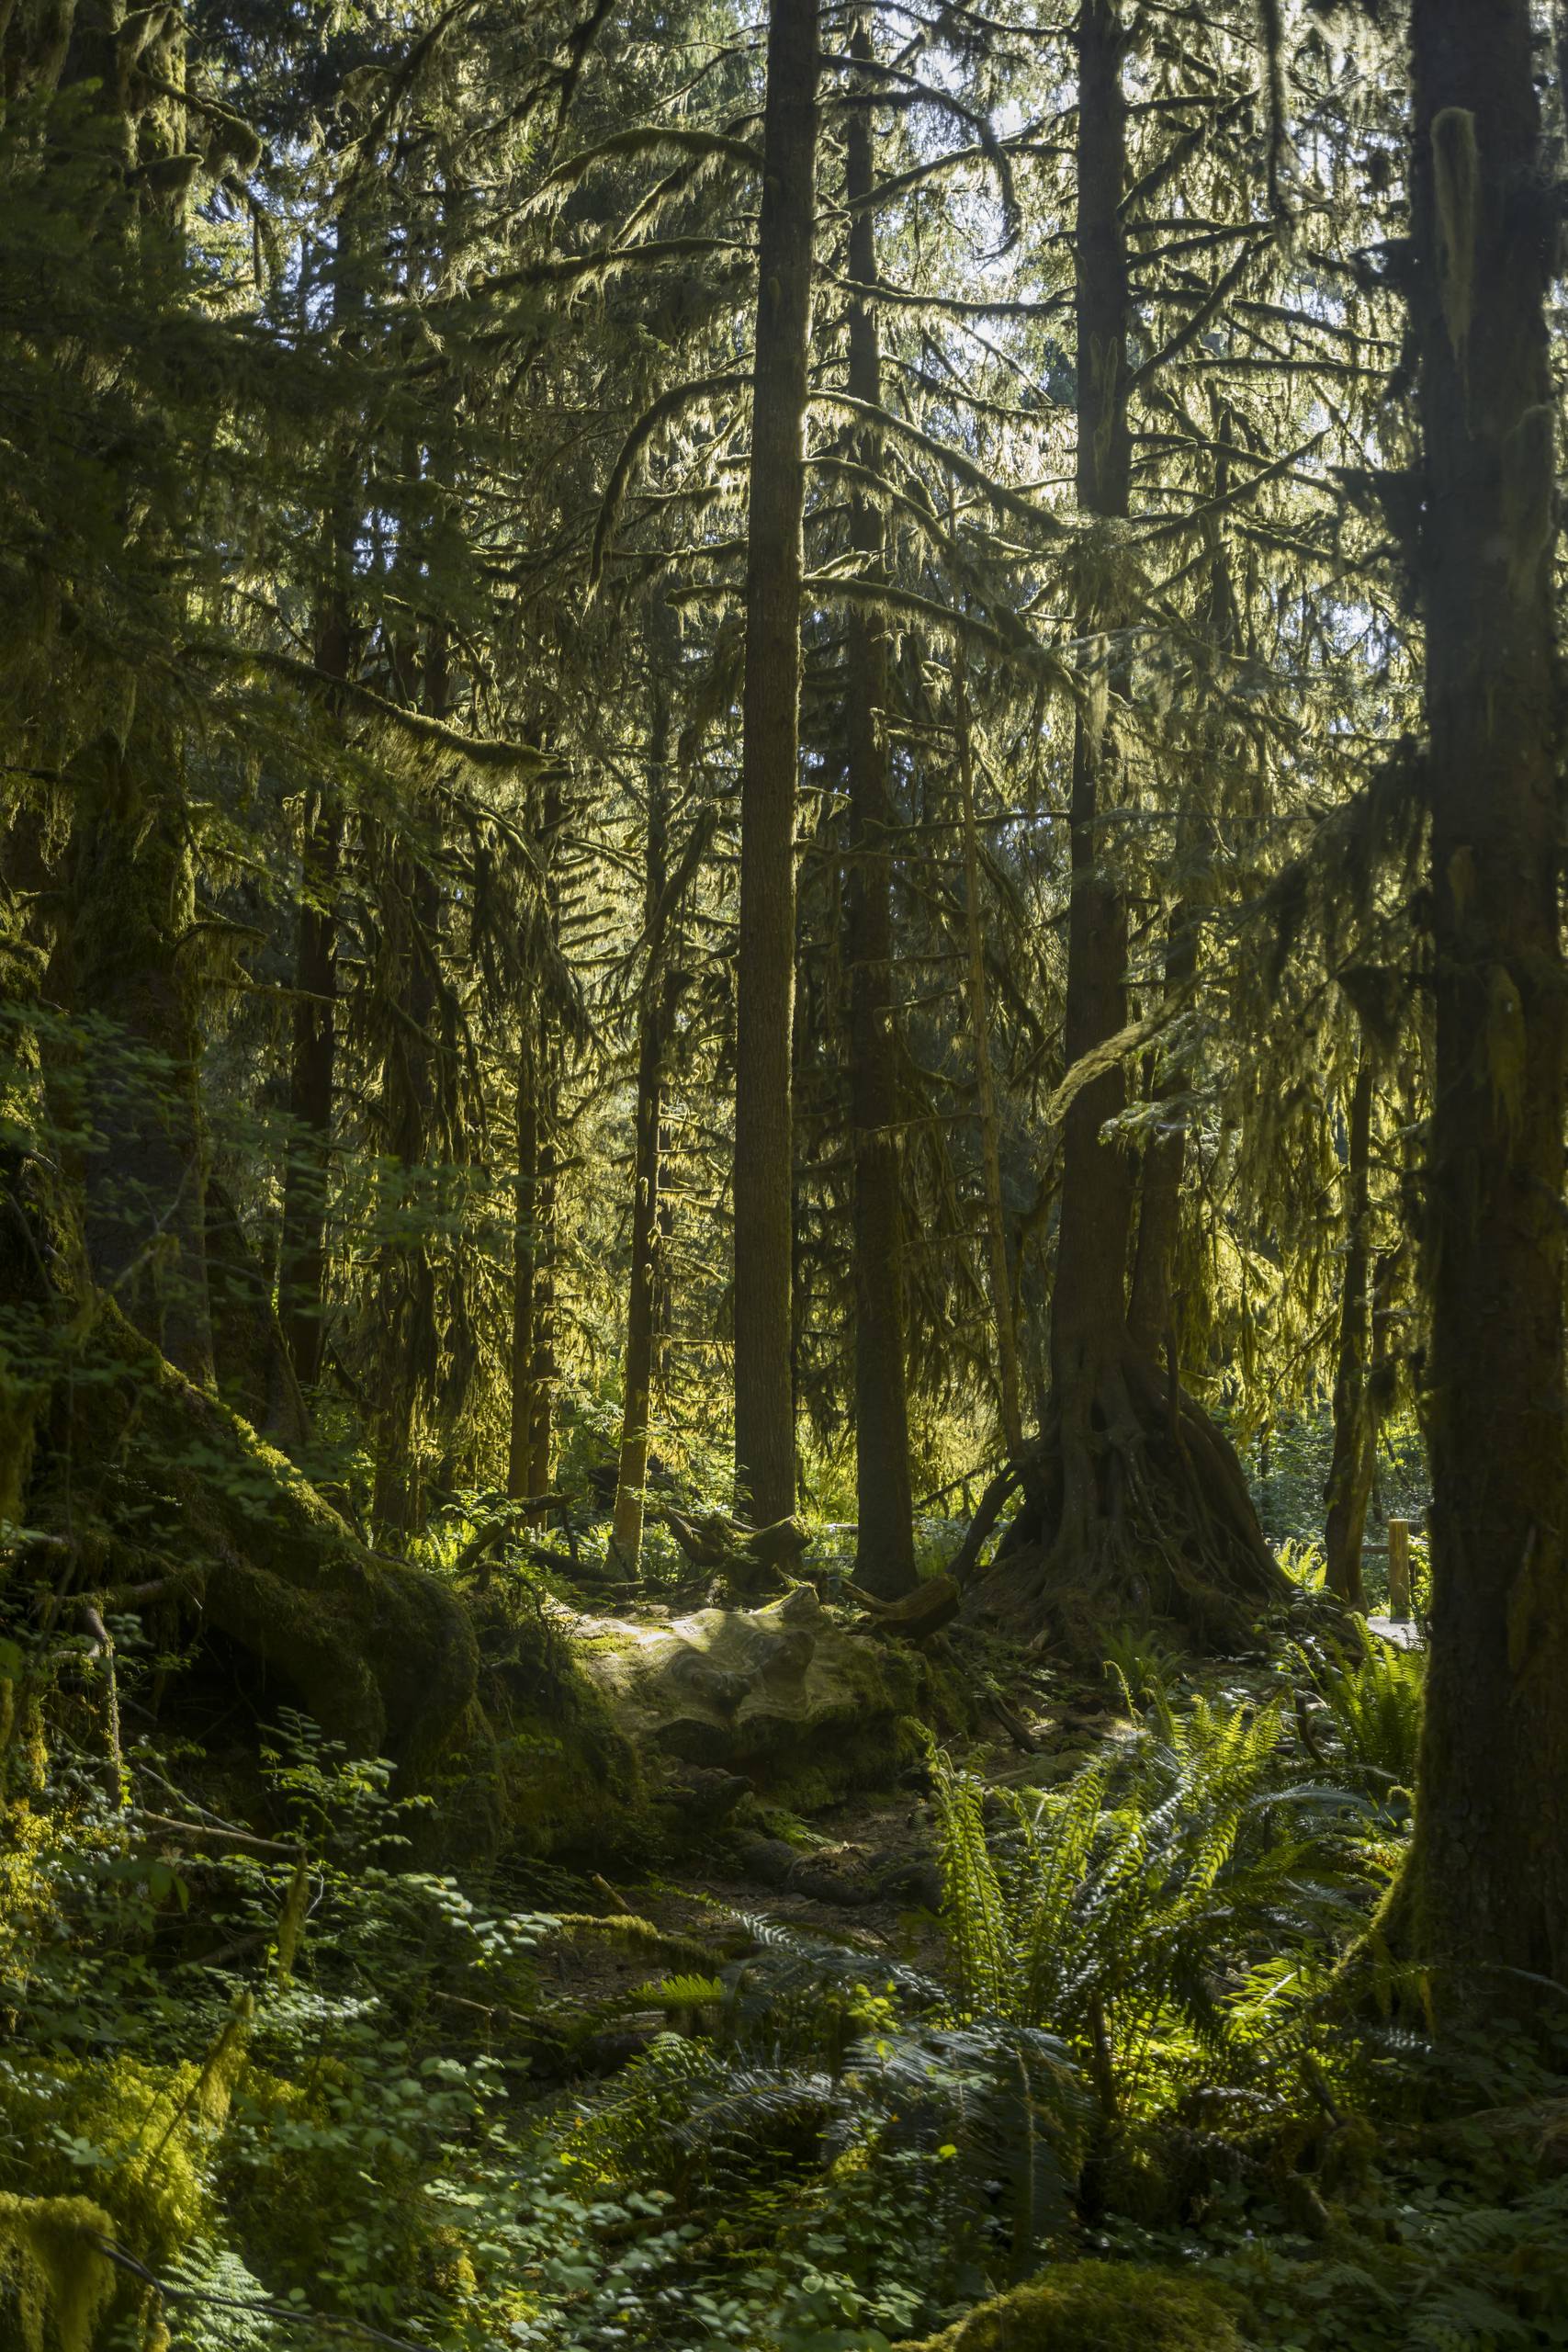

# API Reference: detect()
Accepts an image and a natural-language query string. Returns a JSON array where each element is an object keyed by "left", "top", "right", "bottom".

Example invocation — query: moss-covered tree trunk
[
  {"left": 966, "top": 0, "right": 1284, "bottom": 1650},
  {"left": 371, "top": 825, "right": 442, "bottom": 1545},
  {"left": 732, "top": 0, "right": 818, "bottom": 1533},
  {"left": 508, "top": 1021, "right": 542, "bottom": 1503},
  {"left": 277, "top": 600, "right": 349, "bottom": 1391},
  {"left": 61, "top": 731, "right": 215, "bottom": 1389},
  {"left": 954, "top": 660, "right": 1025, "bottom": 1463},
  {"left": 507, "top": 762, "right": 562, "bottom": 1519},
  {"left": 612, "top": 688, "right": 671, "bottom": 1576},
  {"left": 1324, "top": 1055, "right": 1375, "bottom": 1611},
  {"left": 40, "top": 15, "right": 215, "bottom": 1390},
  {"left": 1125, "top": 899, "right": 1195, "bottom": 1363},
  {"left": 1393, "top": 0, "right": 1568, "bottom": 2002},
  {"left": 525, "top": 1038, "right": 560, "bottom": 1515},
  {"left": 277, "top": 226, "right": 363, "bottom": 1394},
  {"left": 844, "top": 13, "right": 915, "bottom": 1600}
]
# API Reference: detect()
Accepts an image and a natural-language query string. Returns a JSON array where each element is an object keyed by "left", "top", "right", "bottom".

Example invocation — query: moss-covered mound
[
  {"left": 466, "top": 1586, "right": 648, "bottom": 1860},
  {"left": 896, "top": 2259, "right": 1246, "bottom": 2352},
  {"left": 575, "top": 1584, "right": 949, "bottom": 1811}
]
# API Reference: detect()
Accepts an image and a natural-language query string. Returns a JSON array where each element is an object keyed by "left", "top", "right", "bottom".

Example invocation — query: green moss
[
  {"left": 744, "top": 1800, "right": 818, "bottom": 1848},
  {"left": 0, "top": 2194, "right": 118, "bottom": 2352},
  {"left": 897, "top": 2260, "right": 1245, "bottom": 2352},
  {"left": 0, "top": 2041, "right": 250, "bottom": 2293},
  {"left": 472, "top": 1590, "right": 650, "bottom": 1860},
  {"left": 60, "top": 1302, "right": 498, "bottom": 1854}
]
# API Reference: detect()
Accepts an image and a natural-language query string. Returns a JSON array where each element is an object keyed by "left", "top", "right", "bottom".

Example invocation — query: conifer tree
[
  {"left": 1392, "top": 0, "right": 1568, "bottom": 2003},
  {"left": 732, "top": 0, "right": 819, "bottom": 1540}
]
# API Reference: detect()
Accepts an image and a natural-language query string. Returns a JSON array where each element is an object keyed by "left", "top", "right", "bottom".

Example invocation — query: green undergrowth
[{"left": 0, "top": 1610, "right": 1563, "bottom": 2352}]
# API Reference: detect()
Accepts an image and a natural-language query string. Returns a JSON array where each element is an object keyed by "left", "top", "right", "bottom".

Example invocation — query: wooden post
[{"left": 1388, "top": 1517, "right": 1411, "bottom": 1622}]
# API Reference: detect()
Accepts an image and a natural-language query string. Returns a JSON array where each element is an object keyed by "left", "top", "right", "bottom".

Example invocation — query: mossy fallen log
[{"left": 86, "top": 1301, "right": 482, "bottom": 1787}]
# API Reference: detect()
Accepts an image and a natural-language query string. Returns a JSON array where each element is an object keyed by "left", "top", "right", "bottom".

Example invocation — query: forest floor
[
  {"left": 530, "top": 1624, "right": 1277, "bottom": 2081},
  {"left": 22, "top": 1552, "right": 1568, "bottom": 2352}
]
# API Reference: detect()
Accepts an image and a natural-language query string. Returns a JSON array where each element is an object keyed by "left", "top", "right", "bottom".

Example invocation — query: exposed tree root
[{"left": 961, "top": 1341, "right": 1291, "bottom": 1655}]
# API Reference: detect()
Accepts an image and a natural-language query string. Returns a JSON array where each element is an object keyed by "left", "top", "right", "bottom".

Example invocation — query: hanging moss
[
  {"left": 0, "top": 2052, "right": 229, "bottom": 2267},
  {"left": 0, "top": 2196, "right": 118, "bottom": 2352}
]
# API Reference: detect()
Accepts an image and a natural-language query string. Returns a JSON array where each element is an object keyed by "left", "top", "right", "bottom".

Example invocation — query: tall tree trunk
[
  {"left": 276, "top": 224, "right": 362, "bottom": 1393},
  {"left": 611, "top": 689, "right": 671, "bottom": 1576},
  {"left": 277, "top": 598, "right": 349, "bottom": 1389},
  {"left": 372, "top": 621, "right": 447, "bottom": 1546},
  {"left": 507, "top": 764, "right": 565, "bottom": 1518},
  {"left": 844, "top": 13, "right": 915, "bottom": 1600},
  {"left": 507, "top": 1022, "right": 541, "bottom": 1503},
  {"left": 1050, "top": 0, "right": 1135, "bottom": 1412},
  {"left": 954, "top": 660, "right": 1025, "bottom": 1461},
  {"left": 1129, "top": 415, "right": 1231, "bottom": 1364},
  {"left": 964, "top": 0, "right": 1282, "bottom": 1650},
  {"left": 61, "top": 730, "right": 214, "bottom": 1385},
  {"left": 1126, "top": 901, "right": 1196, "bottom": 1361},
  {"left": 41, "top": 17, "right": 213, "bottom": 1385},
  {"left": 1323, "top": 1055, "right": 1375, "bottom": 1611},
  {"left": 524, "top": 773, "right": 565, "bottom": 1517},
  {"left": 372, "top": 844, "right": 441, "bottom": 1544},
  {"left": 733, "top": 0, "right": 818, "bottom": 1534},
  {"left": 525, "top": 1051, "right": 559, "bottom": 1509},
  {"left": 1393, "top": 0, "right": 1568, "bottom": 2003}
]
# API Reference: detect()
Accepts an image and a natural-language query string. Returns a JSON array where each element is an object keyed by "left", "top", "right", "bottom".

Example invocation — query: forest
[{"left": 2, "top": 0, "right": 1567, "bottom": 2343}]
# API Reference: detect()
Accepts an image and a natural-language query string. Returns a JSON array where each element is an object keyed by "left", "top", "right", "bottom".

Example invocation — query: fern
[
  {"left": 932, "top": 1698, "right": 1374, "bottom": 2114},
  {"left": 1296, "top": 1629, "right": 1424, "bottom": 1792}
]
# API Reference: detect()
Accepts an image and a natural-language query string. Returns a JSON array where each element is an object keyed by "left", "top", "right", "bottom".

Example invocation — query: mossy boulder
[
  {"left": 575, "top": 1585, "right": 942, "bottom": 1810},
  {"left": 895, "top": 2259, "right": 1246, "bottom": 2352},
  {"left": 468, "top": 1589, "right": 649, "bottom": 1860}
]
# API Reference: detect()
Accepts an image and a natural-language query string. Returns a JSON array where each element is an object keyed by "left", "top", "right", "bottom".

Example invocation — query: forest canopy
[{"left": 3, "top": 0, "right": 1567, "bottom": 2346}]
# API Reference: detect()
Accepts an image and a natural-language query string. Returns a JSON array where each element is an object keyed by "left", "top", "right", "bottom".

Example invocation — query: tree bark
[
  {"left": 277, "top": 226, "right": 362, "bottom": 1392},
  {"left": 521, "top": 770, "right": 566, "bottom": 1518},
  {"left": 964, "top": 0, "right": 1283, "bottom": 1650},
  {"left": 1125, "top": 901, "right": 1194, "bottom": 1362},
  {"left": 954, "top": 660, "right": 1025, "bottom": 1463},
  {"left": 844, "top": 13, "right": 915, "bottom": 1600},
  {"left": 507, "top": 1022, "right": 541, "bottom": 1503},
  {"left": 372, "top": 621, "right": 447, "bottom": 1546},
  {"left": 372, "top": 841, "right": 441, "bottom": 1544},
  {"left": 733, "top": 0, "right": 818, "bottom": 1532},
  {"left": 612, "top": 686, "right": 672, "bottom": 1575},
  {"left": 525, "top": 1053, "right": 559, "bottom": 1510},
  {"left": 1324, "top": 1056, "right": 1375, "bottom": 1611},
  {"left": 39, "top": 31, "right": 213, "bottom": 1386},
  {"left": 1050, "top": 0, "right": 1135, "bottom": 1414},
  {"left": 60, "top": 731, "right": 214, "bottom": 1386},
  {"left": 277, "top": 599, "right": 349, "bottom": 1389},
  {"left": 1393, "top": 0, "right": 1568, "bottom": 2003}
]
